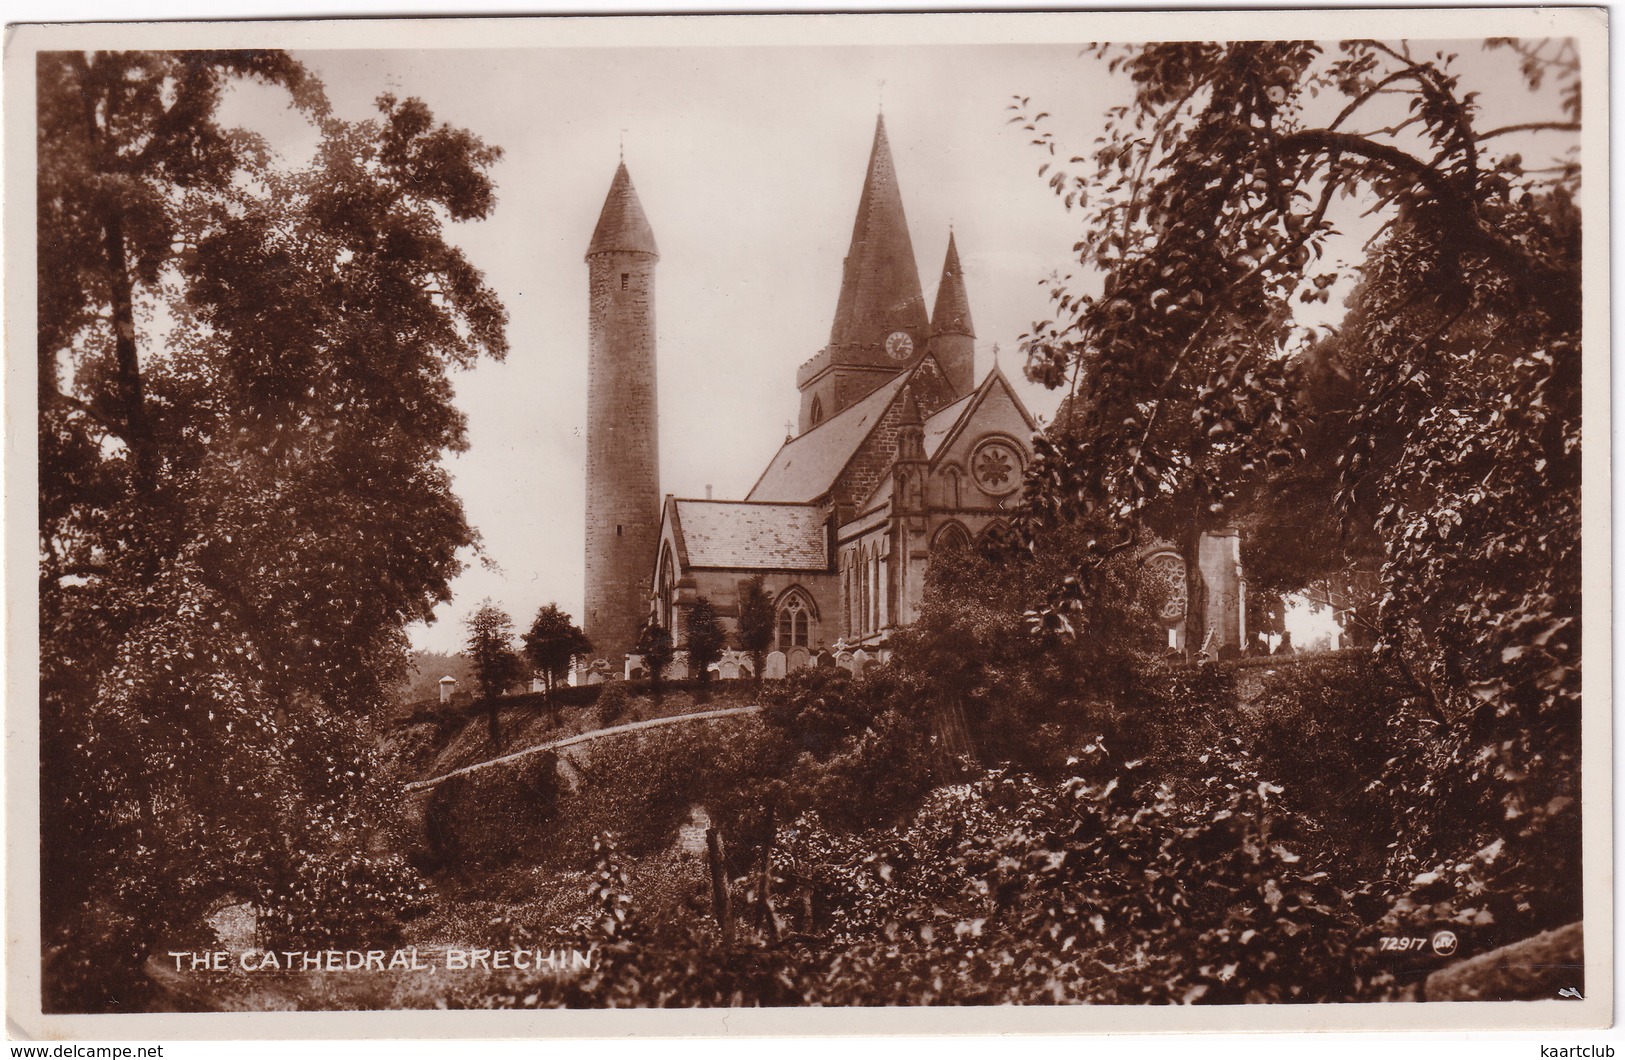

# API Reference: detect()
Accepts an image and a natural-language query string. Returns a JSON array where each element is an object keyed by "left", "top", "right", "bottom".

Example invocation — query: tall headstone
[{"left": 584, "top": 162, "right": 661, "bottom": 660}]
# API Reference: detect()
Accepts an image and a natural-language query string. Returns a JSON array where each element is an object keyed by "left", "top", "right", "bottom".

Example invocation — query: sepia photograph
[{"left": 7, "top": 6, "right": 1610, "bottom": 1038}]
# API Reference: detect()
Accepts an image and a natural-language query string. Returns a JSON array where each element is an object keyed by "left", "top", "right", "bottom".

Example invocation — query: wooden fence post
[
  {"left": 706, "top": 826, "right": 732, "bottom": 944},
  {"left": 755, "top": 804, "right": 779, "bottom": 941}
]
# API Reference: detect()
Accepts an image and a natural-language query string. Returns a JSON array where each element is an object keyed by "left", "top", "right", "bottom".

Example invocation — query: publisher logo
[{"left": 1431, "top": 930, "right": 1458, "bottom": 957}]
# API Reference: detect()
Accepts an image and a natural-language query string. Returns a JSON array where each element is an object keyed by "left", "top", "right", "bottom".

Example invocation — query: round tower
[{"left": 584, "top": 161, "right": 660, "bottom": 660}]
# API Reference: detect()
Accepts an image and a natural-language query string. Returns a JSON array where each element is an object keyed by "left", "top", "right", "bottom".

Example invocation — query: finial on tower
[{"left": 619, "top": 129, "right": 626, "bottom": 161}]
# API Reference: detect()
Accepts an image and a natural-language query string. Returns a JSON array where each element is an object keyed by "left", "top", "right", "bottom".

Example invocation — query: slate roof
[
  {"left": 827, "top": 115, "right": 928, "bottom": 349},
  {"left": 922, "top": 391, "right": 974, "bottom": 457},
  {"left": 587, "top": 162, "right": 659, "bottom": 258},
  {"left": 747, "top": 371, "right": 911, "bottom": 503},
  {"left": 670, "top": 500, "right": 828, "bottom": 570},
  {"left": 929, "top": 231, "right": 975, "bottom": 338}
]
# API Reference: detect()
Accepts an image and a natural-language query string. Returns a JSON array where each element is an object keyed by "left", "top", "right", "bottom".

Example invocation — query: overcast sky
[
  {"left": 208, "top": 33, "right": 1576, "bottom": 654},
  {"left": 215, "top": 42, "right": 1131, "bottom": 652}
]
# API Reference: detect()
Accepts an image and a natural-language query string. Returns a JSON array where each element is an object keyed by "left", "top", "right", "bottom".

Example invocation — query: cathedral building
[{"left": 582, "top": 115, "right": 1242, "bottom": 678}]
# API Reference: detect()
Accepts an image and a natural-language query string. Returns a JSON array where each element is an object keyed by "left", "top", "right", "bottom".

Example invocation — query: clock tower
[{"left": 795, "top": 114, "right": 933, "bottom": 434}]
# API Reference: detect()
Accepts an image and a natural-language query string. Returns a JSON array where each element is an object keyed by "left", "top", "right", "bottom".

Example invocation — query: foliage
[
  {"left": 464, "top": 601, "right": 526, "bottom": 747},
  {"left": 421, "top": 753, "right": 565, "bottom": 876},
  {"left": 389, "top": 648, "right": 1577, "bottom": 1007},
  {"left": 634, "top": 620, "right": 675, "bottom": 701},
  {"left": 397, "top": 651, "right": 474, "bottom": 709},
  {"left": 1013, "top": 40, "right": 1580, "bottom": 699},
  {"left": 522, "top": 604, "right": 591, "bottom": 698},
  {"left": 895, "top": 523, "right": 1159, "bottom": 770},
  {"left": 734, "top": 575, "right": 776, "bottom": 683},
  {"left": 37, "top": 51, "right": 506, "bottom": 1011},
  {"left": 683, "top": 597, "right": 726, "bottom": 698},
  {"left": 596, "top": 680, "right": 631, "bottom": 724}
]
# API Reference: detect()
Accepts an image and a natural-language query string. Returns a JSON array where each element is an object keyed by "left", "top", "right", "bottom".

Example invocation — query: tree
[
  {"left": 635, "top": 620, "right": 675, "bottom": 703},
  {"left": 37, "top": 51, "right": 507, "bottom": 1010},
  {"left": 1010, "top": 39, "right": 1582, "bottom": 941},
  {"left": 684, "top": 597, "right": 726, "bottom": 701},
  {"left": 466, "top": 602, "right": 525, "bottom": 748},
  {"left": 734, "top": 576, "right": 776, "bottom": 686},
  {"left": 1013, "top": 39, "right": 1579, "bottom": 700},
  {"left": 523, "top": 603, "right": 592, "bottom": 704}
]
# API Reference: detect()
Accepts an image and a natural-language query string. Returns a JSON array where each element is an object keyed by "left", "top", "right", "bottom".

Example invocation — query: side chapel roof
[
  {"left": 746, "top": 371, "right": 913, "bottom": 503},
  {"left": 666, "top": 499, "right": 829, "bottom": 571}
]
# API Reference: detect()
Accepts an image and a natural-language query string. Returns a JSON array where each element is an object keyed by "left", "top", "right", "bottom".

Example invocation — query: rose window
[
  {"left": 1143, "top": 552, "right": 1187, "bottom": 623},
  {"left": 970, "top": 440, "right": 1022, "bottom": 496}
]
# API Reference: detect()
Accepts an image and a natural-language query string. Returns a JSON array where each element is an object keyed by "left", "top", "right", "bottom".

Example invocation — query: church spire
[
  {"left": 930, "top": 230, "right": 975, "bottom": 339},
  {"left": 927, "top": 229, "right": 977, "bottom": 397},
  {"left": 828, "top": 114, "right": 927, "bottom": 349},
  {"left": 587, "top": 161, "right": 659, "bottom": 259}
]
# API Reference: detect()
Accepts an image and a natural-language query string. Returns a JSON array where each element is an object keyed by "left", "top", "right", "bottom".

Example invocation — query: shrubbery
[{"left": 401, "top": 526, "right": 1579, "bottom": 1007}]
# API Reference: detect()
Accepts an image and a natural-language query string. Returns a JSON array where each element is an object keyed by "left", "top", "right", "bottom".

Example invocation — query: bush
[
  {"left": 596, "top": 681, "right": 632, "bottom": 724},
  {"left": 421, "top": 752, "right": 566, "bottom": 874}
]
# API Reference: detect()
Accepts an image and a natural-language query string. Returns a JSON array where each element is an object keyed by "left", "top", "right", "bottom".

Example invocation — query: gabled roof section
[
  {"left": 929, "top": 230, "right": 975, "bottom": 339},
  {"left": 587, "top": 162, "right": 659, "bottom": 259},
  {"left": 747, "top": 370, "right": 911, "bottom": 503},
  {"left": 928, "top": 364, "right": 1040, "bottom": 464},
  {"left": 828, "top": 115, "right": 928, "bottom": 349},
  {"left": 922, "top": 391, "right": 975, "bottom": 457},
  {"left": 659, "top": 494, "right": 690, "bottom": 569},
  {"left": 669, "top": 499, "right": 828, "bottom": 571}
]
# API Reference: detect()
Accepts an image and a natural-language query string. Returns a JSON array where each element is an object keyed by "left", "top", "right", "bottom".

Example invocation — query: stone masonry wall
[{"left": 585, "top": 250, "right": 661, "bottom": 659}]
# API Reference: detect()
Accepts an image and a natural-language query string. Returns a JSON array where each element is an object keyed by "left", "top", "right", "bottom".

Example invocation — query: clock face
[{"left": 885, "top": 330, "right": 915, "bottom": 361}]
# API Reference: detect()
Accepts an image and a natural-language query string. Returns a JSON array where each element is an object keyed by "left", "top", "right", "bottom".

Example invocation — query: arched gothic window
[
  {"left": 932, "top": 521, "right": 971, "bottom": 554},
  {"left": 871, "top": 546, "right": 883, "bottom": 631},
  {"left": 810, "top": 396, "right": 824, "bottom": 426},
  {"left": 844, "top": 555, "right": 855, "bottom": 637},
  {"left": 943, "top": 466, "right": 962, "bottom": 508},
  {"left": 657, "top": 544, "right": 676, "bottom": 631},
  {"left": 776, "top": 589, "right": 815, "bottom": 650},
  {"left": 859, "top": 546, "right": 871, "bottom": 633}
]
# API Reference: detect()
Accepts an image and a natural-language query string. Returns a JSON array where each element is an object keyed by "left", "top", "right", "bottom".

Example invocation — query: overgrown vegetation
[
  {"left": 52, "top": 40, "right": 1583, "bottom": 1012},
  {"left": 38, "top": 52, "right": 506, "bottom": 1012}
]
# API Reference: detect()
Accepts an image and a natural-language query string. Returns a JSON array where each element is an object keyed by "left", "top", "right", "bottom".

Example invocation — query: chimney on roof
[{"left": 706, "top": 484, "right": 713, "bottom": 500}]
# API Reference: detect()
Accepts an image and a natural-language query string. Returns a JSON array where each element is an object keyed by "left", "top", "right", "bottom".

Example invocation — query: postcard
[{"left": 6, "top": 5, "right": 1610, "bottom": 1039}]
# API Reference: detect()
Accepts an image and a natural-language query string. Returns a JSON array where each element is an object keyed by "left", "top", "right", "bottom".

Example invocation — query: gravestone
[{"left": 764, "top": 651, "right": 787, "bottom": 680}]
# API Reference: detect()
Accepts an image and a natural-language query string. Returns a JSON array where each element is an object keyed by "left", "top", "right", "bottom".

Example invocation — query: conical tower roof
[
  {"left": 828, "top": 115, "right": 927, "bottom": 348},
  {"left": 587, "top": 162, "right": 659, "bottom": 259},
  {"left": 930, "top": 230, "right": 975, "bottom": 338},
  {"left": 899, "top": 385, "right": 923, "bottom": 426}
]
